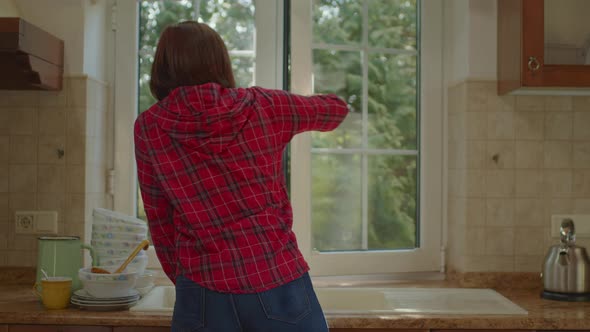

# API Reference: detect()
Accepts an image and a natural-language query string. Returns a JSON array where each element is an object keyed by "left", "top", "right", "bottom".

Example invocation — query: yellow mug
[{"left": 33, "top": 277, "right": 72, "bottom": 310}]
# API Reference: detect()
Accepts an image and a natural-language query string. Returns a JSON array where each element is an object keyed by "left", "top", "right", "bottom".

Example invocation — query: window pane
[
  {"left": 368, "top": 53, "right": 417, "bottom": 150},
  {"left": 368, "top": 155, "right": 417, "bottom": 250},
  {"left": 312, "top": 154, "right": 362, "bottom": 251},
  {"left": 313, "top": 0, "right": 362, "bottom": 45},
  {"left": 312, "top": 49, "right": 362, "bottom": 148},
  {"left": 231, "top": 55, "right": 255, "bottom": 88},
  {"left": 368, "top": 0, "right": 417, "bottom": 50},
  {"left": 199, "top": 0, "right": 255, "bottom": 50}
]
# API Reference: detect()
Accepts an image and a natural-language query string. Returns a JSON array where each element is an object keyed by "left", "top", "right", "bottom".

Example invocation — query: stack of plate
[{"left": 70, "top": 289, "right": 141, "bottom": 311}]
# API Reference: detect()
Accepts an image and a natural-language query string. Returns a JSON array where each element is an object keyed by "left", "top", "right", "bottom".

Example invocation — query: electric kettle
[
  {"left": 541, "top": 219, "right": 590, "bottom": 301},
  {"left": 36, "top": 236, "right": 99, "bottom": 291}
]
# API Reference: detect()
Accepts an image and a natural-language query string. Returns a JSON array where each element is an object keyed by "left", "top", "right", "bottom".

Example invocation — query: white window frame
[{"left": 290, "top": 0, "right": 444, "bottom": 276}]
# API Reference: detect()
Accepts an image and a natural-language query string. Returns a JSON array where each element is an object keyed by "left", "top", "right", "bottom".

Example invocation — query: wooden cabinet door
[
  {"left": 1, "top": 325, "right": 7, "bottom": 332},
  {"left": 498, "top": 0, "right": 590, "bottom": 94},
  {"left": 9, "top": 326, "right": 111, "bottom": 332},
  {"left": 330, "top": 328, "right": 428, "bottom": 332},
  {"left": 521, "top": 0, "right": 590, "bottom": 88},
  {"left": 113, "top": 328, "right": 169, "bottom": 332}
]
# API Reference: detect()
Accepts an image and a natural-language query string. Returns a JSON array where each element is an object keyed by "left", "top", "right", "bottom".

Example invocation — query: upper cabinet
[{"left": 498, "top": 0, "right": 590, "bottom": 95}]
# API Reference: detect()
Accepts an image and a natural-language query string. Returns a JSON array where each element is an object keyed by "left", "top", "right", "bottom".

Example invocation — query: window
[
  {"left": 112, "top": 0, "right": 443, "bottom": 276},
  {"left": 290, "top": 0, "right": 443, "bottom": 275}
]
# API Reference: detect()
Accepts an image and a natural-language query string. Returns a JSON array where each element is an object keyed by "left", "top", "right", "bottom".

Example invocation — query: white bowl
[{"left": 78, "top": 267, "right": 138, "bottom": 298}]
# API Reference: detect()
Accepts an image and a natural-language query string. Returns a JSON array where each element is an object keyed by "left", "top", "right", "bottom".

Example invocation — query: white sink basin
[{"left": 131, "top": 286, "right": 528, "bottom": 316}]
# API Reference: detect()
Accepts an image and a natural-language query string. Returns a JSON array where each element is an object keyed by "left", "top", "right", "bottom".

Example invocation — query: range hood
[{"left": 0, "top": 17, "right": 64, "bottom": 90}]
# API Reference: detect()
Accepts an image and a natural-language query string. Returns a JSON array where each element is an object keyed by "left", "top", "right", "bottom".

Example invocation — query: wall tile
[
  {"left": 573, "top": 112, "right": 590, "bottom": 140},
  {"left": 466, "top": 141, "right": 486, "bottom": 169},
  {"left": 514, "top": 227, "right": 545, "bottom": 256},
  {"left": 8, "top": 233, "right": 37, "bottom": 251},
  {"left": 5, "top": 251, "right": 35, "bottom": 267},
  {"left": 515, "top": 141, "right": 543, "bottom": 169},
  {"left": 486, "top": 198, "right": 514, "bottom": 227},
  {"left": 466, "top": 170, "right": 486, "bottom": 197},
  {"left": 514, "top": 113, "right": 544, "bottom": 140},
  {"left": 7, "top": 108, "right": 37, "bottom": 135},
  {"left": 66, "top": 136, "right": 86, "bottom": 165},
  {"left": 465, "top": 227, "right": 487, "bottom": 256},
  {"left": 544, "top": 170, "right": 573, "bottom": 198},
  {"left": 9, "top": 165, "right": 37, "bottom": 193},
  {"left": 573, "top": 170, "right": 590, "bottom": 196},
  {"left": 465, "top": 198, "right": 486, "bottom": 226},
  {"left": 515, "top": 170, "right": 544, "bottom": 197},
  {"left": 545, "top": 112, "right": 572, "bottom": 140},
  {"left": 464, "top": 255, "right": 514, "bottom": 272},
  {"left": 573, "top": 199, "right": 590, "bottom": 214},
  {"left": 545, "top": 96, "right": 573, "bottom": 111},
  {"left": 514, "top": 255, "right": 544, "bottom": 272},
  {"left": 37, "top": 193, "right": 66, "bottom": 223},
  {"left": 485, "top": 170, "right": 515, "bottom": 197},
  {"left": 547, "top": 198, "right": 574, "bottom": 216},
  {"left": 486, "top": 141, "right": 514, "bottom": 169},
  {"left": 543, "top": 141, "right": 572, "bottom": 169},
  {"left": 485, "top": 228, "right": 515, "bottom": 255},
  {"left": 65, "top": 194, "right": 85, "bottom": 224},
  {"left": 38, "top": 165, "right": 66, "bottom": 193},
  {"left": 0, "top": 91, "right": 39, "bottom": 107},
  {"left": 0, "top": 223, "right": 7, "bottom": 250},
  {"left": 39, "top": 85, "right": 68, "bottom": 108},
  {"left": 515, "top": 199, "right": 546, "bottom": 227},
  {"left": 487, "top": 112, "right": 514, "bottom": 139},
  {"left": 448, "top": 83, "right": 466, "bottom": 113},
  {"left": 0, "top": 194, "right": 8, "bottom": 221},
  {"left": 68, "top": 78, "right": 87, "bottom": 108},
  {"left": 516, "top": 96, "right": 544, "bottom": 112},
  {"left": 66, "top": 166, "right": 85, "bottom": 193},
  {"left": 38, "top": 108, "right": 67, "bottom": 135},
  {"left": 448, "top": 198, "right": 465, "bottom": 226},
  {"left": 9, "top": 136, "right": 37, "bottom": 164},
  {"left": 67, "top": 109, "right": 87, "bottom": 137},
  {"left": 38, "top": 136, "right": 66, "bottom": 165},
  {"left": 0, "top": 165, "right": 7, "bottom": 193},
  {"left": 449, "top": 114, "right": 466, "bottom": 142},
  {"left": 448, "top": 140, "right": 465, "bottom": 169},
  {"left": 448, "top": 169, "right": 465, "bottom": 197},
  {"left": 9, "top": 193, "right": 36, "bottom": 219},
  {"left": 488, "top": 95, "right": 515, "bottom": 112},
  {"left": 466, "top": 113, "right": 487, "bottom": 139},
  {"left": 0, "top": 136, "right": 8, "bottom": 164},
  {"left": 573, "top": 96, "right": 590, "bottom": 112},
  {"left": 573, "top": 142, "right": 590, "bottom": 169},
  {"left": 466, "top": 82, "right": 488, "bottom": 112}
]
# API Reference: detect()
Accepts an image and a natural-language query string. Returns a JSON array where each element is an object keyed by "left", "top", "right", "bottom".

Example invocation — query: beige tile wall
[
  {"left": 0, "top": 76, "right": 111, "bottom": 267},
  {"left": 448, "top": 81, "right": 590, "bottom": 273}
]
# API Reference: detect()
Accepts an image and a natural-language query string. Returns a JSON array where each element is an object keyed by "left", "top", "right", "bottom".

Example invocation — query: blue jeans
[{"left": 172, "top": 273, "right": 329, "bottom": 332}]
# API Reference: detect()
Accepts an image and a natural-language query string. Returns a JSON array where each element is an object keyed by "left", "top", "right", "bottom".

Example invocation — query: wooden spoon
[{"left": 90, "top": 240, "right": 150, "bottom": 274}]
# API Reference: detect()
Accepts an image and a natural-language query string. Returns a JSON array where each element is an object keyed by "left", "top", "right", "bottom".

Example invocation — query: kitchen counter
[{"left": 1, "top": 283, "right": 590, "bottom": 330}]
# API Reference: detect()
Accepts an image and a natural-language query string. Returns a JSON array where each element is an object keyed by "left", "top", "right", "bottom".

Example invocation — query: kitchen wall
[
  {"left": 447, "top": 82, "right": 590, "bottom": 272},
  {"left": 0, "top": 0, "right": 111, "bottom": 267},
  {"left": 444, "top": 0, "right": 590, "bottom": 273}
]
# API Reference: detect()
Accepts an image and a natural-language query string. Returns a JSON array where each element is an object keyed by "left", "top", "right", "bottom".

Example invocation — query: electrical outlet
[
  {"left": 15, "top": 213, "right": 35, "bottom": 234},
  {"left": 15, "top": 211, "right": 58, "bottom": 234},
  {"left": 551, "top": 214, "right": 590, "bottom": 238}
]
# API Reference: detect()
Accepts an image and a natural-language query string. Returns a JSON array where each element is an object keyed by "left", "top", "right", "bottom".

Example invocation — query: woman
[{"left": 135, "top": 21, "right": 348, "bottom": 332}]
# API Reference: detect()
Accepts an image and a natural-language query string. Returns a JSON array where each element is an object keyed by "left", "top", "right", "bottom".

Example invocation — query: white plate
[
  {"left": 71, "top": 300, "right": 138, "bottom": 312},
  {"left": 74, "top": 289, "right": 140, "bottom": 301}
]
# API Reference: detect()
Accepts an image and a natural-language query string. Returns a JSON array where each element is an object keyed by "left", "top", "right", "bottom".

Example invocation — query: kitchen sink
[{"left": 131, "top": 286, "right": 528, "bottom": 315}]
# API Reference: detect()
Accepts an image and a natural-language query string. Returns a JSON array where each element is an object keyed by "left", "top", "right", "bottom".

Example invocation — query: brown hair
[{"left": 150, "top": 21, "right": 236, "bottom": 101}]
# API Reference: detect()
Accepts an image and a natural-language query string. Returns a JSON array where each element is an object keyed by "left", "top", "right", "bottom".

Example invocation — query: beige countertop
[{"left": 1, "top": 281, "right": 590, "bottom": 330}]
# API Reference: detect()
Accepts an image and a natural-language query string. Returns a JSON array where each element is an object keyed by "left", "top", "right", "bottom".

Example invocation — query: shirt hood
[{"left": 154, "top": 83, "right": 254, "bottom": 154}]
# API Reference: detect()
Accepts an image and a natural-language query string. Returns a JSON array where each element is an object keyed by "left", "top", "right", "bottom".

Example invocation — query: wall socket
[
  {"left": 551, "top": 214, "right": 590, "bottom": 238},
  {"left": 15, "top": 211, "right": 58, "bottom": 234}
]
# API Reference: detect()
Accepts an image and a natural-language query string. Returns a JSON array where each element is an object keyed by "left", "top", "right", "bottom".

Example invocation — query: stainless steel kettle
[{"left": 542, "top": 219, "right": 590, "bottom": 297}]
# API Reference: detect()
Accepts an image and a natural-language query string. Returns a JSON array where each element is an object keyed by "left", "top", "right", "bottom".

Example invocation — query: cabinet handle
[{"left": 528, "top": 56, "right": 540, "bottom": 71}]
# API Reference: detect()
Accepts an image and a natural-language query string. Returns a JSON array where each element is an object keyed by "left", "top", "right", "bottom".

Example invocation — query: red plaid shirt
[{"left": 134, "top": 83, "right": 348, "bottom": 293}]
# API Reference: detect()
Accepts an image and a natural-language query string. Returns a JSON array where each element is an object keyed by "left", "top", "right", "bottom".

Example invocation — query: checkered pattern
[{"left": 134, "top": 83, "right": 348, "bottom": 293}]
